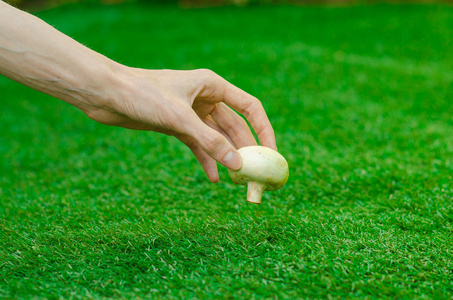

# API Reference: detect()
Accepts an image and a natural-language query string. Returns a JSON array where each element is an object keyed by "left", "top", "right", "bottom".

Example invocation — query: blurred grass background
[
  {"left": 6, "top": 0, "right": 453, "bottom": 11},
  {"left": 1, "top": 0, "right": 453, "bottom": 299}
]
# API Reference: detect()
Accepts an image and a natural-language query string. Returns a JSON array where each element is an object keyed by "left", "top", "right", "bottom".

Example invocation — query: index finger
[{"left": 221, "top": 82, "right": 277, "bottom": 150}]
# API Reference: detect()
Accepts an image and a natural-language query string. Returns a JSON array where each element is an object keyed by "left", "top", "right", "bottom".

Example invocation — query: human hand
[
  {"left": 86, "top": 68, "right": 276, "bottom": 182},
  {"left": 0, "top": 2, "right": 275, "bottom": 182}
]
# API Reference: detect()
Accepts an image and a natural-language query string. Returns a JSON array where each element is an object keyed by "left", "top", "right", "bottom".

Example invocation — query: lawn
[{"left": 1, "top": 2, "right": 453, "bottom": 299}]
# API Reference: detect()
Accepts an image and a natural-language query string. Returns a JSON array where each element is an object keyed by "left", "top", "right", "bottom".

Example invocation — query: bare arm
[{"left": 0, "top": 1, "right": 276, "bottom": 182}]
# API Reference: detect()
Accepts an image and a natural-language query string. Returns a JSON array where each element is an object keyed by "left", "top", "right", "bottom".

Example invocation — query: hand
[
  {"left": 0, "top": 2, "right": 275, "bottom": 182},
  {"left": 84, "top": 68, "right": 276, "bottom": 182}
]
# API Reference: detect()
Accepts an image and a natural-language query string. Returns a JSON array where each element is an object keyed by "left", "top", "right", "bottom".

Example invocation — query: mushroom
[{"left": 228, "top": 146, "right": 289, "bottom": 204}]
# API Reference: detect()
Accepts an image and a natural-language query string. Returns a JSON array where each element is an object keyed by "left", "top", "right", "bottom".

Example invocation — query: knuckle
[
  {"left": 227, "top": 118, "right": 248, "bottom": 136},
  {"left": 195, "top": 68, "right": 218, "bottom": 81},
  {"left": 195, "top": 69, "right": 226, "bottom": 101},
  {"left": 245, "top": 97, "right": 263, "bottom": 114},
  {"left": 203, "top": 132, "right": 223, "bottom": 152}
]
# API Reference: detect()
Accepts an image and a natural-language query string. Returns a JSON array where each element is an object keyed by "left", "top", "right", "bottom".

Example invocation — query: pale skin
[{"left": 0, "top": 1, "right": 276, "bottom": 183}]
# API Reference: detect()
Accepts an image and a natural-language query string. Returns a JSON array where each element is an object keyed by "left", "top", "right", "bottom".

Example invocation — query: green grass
[{"left": 1, "top": 2, "right": 453, "bottom": 299}]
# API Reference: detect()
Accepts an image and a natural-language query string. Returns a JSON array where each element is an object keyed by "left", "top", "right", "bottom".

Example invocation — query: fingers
[
  {"left": 201, "top": 115, "right": 235, "bottom": 147},
  {"left": 222, "top": 83, "right": 277, "bottom": 150},
  {"left": 197, "top": 70, "right": 276, "bottom": 150},
  {"left": 182, "top": 112, "right": 242, "bottom": 171},
  {"left": 210, "top": 103, "right": 257, "bottom": 149},
  {"left": 180, "top": 115, "right": 244, "bottom": 182},
  {"left": 176, "top": 135, "right": 219, "bottom": 183}
]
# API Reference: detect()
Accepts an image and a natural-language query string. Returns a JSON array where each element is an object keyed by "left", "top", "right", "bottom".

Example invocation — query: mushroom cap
[{"left": 228, "top": 146, "right": 289, "bottom": 191}]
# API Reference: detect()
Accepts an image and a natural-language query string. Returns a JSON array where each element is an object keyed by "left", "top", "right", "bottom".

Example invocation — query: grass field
[{"left": 1, "top": 2, "right": 453, "bottom": 299}]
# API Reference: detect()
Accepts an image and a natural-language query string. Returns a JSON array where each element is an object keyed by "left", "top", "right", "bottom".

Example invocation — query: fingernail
[{"left": 223, "top": 150, "right": 242, "bottom": 170}]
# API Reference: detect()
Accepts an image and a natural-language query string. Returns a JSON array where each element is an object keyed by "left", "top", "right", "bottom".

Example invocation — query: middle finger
[{"left": 210, "top": 103, "right": 257, "bottom": 149}]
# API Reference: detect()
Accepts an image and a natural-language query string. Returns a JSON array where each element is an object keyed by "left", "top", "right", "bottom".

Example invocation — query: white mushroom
[{"left": 228, "top": 146, "right": 289, "bottom": 204}]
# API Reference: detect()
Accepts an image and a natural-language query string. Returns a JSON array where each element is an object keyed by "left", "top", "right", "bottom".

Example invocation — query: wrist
[
  {"left": 77, "top": 60, "right": 132, "bottom": 116},
  {"left": 95, "top": 66, "right": 159, "bottom": 113}
]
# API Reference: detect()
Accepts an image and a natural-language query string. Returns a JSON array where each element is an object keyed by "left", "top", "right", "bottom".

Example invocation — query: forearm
[
  {"left": 0, "top": 1, "right": 276, "bottom": 179},
  {"left": 0, "top": 1, "right": 122, "bottom": 113}
]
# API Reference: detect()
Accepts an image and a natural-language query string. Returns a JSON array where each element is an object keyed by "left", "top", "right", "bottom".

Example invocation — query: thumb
[{"left": 188, "top": 119, "right": 242, "bottom": 170}]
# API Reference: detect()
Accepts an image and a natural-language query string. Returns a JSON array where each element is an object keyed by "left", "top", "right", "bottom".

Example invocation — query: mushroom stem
[{"left": 247, "top": 181, "right": 265, "bottom": 204}]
